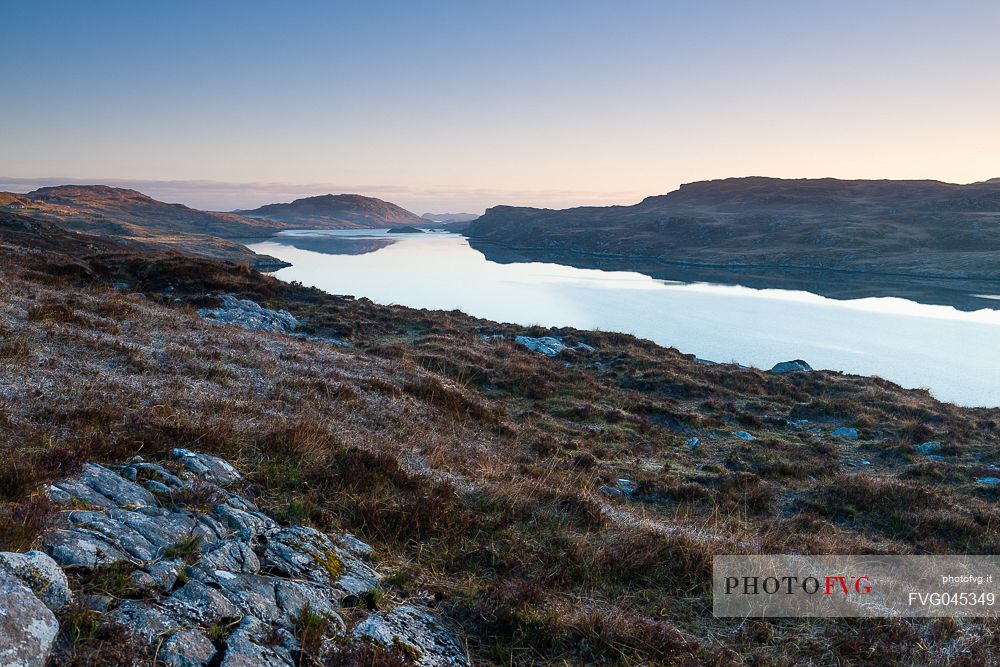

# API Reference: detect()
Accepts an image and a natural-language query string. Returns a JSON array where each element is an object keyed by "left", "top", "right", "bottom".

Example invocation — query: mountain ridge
[{"left": 466, "top": 177, "right": 1000, "bottom": 307}]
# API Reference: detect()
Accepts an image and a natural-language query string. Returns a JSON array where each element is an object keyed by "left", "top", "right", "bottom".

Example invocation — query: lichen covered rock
[
  {"left": 353, "top": 605, "right": 469, "bottom": 666},
  {"left": 0, "top": 550, "right": 72, "bottom": 611},
  {"left": 0, "top": 574, "right": 59, "bottom": 667}
]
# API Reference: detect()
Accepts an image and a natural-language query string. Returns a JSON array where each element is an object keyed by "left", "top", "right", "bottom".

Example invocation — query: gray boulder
[
  {"left": 0, "top": 574, "right": 59, "bottom": 667},
  {"left": 0, "top": 550, "right": 72, "bottom": 611},
  {"left": 770, "top": 359, "right": 813, "bottom": 374},
  {"left": 832, "top": 427, "right": 859, "bottom": 440},
  {"left": 353, "top": 605, "right": 469, "bottom": 666},
  {"left": 515, "top": 335, "right": 595, "bottom": 357},
  {"left": 198, "top": 295, "right": 298, "bottom": 335},
  {"left": 515, "top": 335, "right": 566, "bottom": 356}
]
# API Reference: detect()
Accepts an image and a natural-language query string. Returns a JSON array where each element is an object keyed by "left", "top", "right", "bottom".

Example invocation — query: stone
[
  {"left": 145, "top": 559, "right": 183, "bottom": 591},
  {"left": 107, "top": 506, "right": 217, "bottom": 552},
  {"left": 219, "top": 616, "right": 295, "bottom": 667},
  {"left": 42, "top": 529, "right": 129, "bottom": 568},
  {"left": 335, "top": 533, "right": 374, "bottom": 559},
  {"left": 65, "top": 510, "right": 159, "bottom": 560},
  {"left": 916, "top": 441, "right": 943, "bottom": 455},
  {"left": 197, "top": 538, "right": 260, "bottom": 574},
  {"left": 48, "top": 478, "right": 116, "bottom": 509},
  {"left": 172, "top": 449, "right": 242, "bottom": 485},
  {"left": 131, "top": 569, "right": 160, "bottom": 590},
  {"left": 130, "top": 462, "right": 186, "bottom": 489},
  {"left": 198, "top": 295, "right": 299, "bottom": 336},
  {"left": 21, "top": 450, "right": 472, "bottom": 665},
  {"left": 146, "top": 480, "right": 173, "bottom": 493},
  {"left": 109, "top": 600, "right": 184, "bottom": 646},
  {"left": 515, "top": 335, "right": 566, "bottom": 356},
  {"left": 164, "top": 579, "right": 241, "bottom": 626},
  {"left": 353, "top": 605, "right": 469, "bottom": 666},
  {"left": 770, "top": 359, "right": 813, "bottom": 374},
  {"left": 77, "top": 463, "right": 158, "bottom": 508},
  {"left": 273, "top": 579, "right": 346, "bottom": 634},
  {"left": 685, "top": 437, "right": 699, "bottom": 449},
  {"left": 0, "top": 574, "right": 59, "bottom": 667},
  {"left": 734, "top": 431, "right": 755, "bottom": 441},
  {"left": 832, "top": 427, "right": 859, "bottom": 440},
  {"left": 212, "top": 503, "right": 276, "bottom": 536},
  {"left": 0, "top": 550, "right": 72, "bottom": 611},
  {"left": 977, "top": 477, "right": 1000, "bottom": 486},
  {"left": 158, "top": 629, "right": 217, "bottom": 667},
  {"left": 261, "top": 525, "right": 378, "bottom": 596},
  {"left": 191, "top": 570, "right": 282, "bottom": 624},
  {"left": 513, "top": 335, "right": 595, "bottom": 357}
]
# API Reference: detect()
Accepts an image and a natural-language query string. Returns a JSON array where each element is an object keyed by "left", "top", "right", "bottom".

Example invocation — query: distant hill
[
  {"left": 2, "top": 185, "right": 289, "bottom": 268},
  {"left": 237, "top": 194, "right": 424, "bottom": 229},
  {"left": 467, "top": 177, "right": 1000, "bottom": 308},
  {"left": 421, "top": 212, "right": 479, "bottom": 223},
  {"left": 19, "top": 185, "right": 283, "bottom": 237}
]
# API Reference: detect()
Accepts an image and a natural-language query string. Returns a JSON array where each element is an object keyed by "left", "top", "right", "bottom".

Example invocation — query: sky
[{"left": 2, "top": 1, "right": 998, "bottom": 213}]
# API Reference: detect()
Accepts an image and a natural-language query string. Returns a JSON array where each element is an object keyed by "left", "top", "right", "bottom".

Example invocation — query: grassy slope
[
  {"left": 2, "top": 186, "right": 288, "bottom": 267},
  {"left": 3, "top": 226, "right": 1000, "bottom": 664}
]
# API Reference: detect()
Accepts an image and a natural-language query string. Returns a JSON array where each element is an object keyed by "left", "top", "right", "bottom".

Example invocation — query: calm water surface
[{"left": 250, "top": 230, "right": 1000, "bottom": 407}]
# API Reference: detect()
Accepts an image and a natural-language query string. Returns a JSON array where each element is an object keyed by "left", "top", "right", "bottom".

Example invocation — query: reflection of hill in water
[
  {"left": 273, "top": 236, "right": 397, "bottom": 256},
  {"left": 471, "top": 243, "right": 1000, "bottom": 312}
]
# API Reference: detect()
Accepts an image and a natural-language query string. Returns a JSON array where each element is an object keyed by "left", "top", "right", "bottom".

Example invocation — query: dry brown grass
[{"left": 2, "top": 237, "right": 1000, "bottom": 665}]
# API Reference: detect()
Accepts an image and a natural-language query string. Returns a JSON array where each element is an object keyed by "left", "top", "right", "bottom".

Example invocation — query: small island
[{"left": 386, "top": 226, "right": 425, "bottom": 234}]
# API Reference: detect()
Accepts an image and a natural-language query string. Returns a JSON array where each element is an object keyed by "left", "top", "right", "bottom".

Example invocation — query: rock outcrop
[
  {"left": 198, "top": 295, "right": 299, "bottom": 334},
  {"left": 515, "top": 335, "right": 595, "bottom": 357},
  {"left": 0, "top": 449, "right": 470, "bottom": 666},
  {"left": 770, "top": 359, "right": 813, "bottom": 374}
]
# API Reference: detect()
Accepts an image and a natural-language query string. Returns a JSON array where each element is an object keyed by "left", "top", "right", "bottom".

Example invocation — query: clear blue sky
[{"left": 2, "top": 1, "right": 998, "bottom": 212}]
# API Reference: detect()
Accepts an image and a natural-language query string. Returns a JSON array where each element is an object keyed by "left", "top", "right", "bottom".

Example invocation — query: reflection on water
[{"left": 250, "top": 231, "right": 1000, "bottom": 407}]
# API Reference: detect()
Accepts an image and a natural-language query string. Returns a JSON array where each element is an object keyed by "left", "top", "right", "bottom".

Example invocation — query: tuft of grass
[
  {"left": 162, "top": 534, "right": 201, "bottom": 563},
  {"left": 293, "top": 605, "right": 333, "bottom": 658},
  {"left": 0, "top": 493, "right": 56, "bottom": 551}
]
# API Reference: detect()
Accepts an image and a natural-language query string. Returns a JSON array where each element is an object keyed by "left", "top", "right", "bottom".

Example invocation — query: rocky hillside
[
  {"left": 237, "top": 194, "right": 424, "bottom": 229},
  {"left": 3, "top": 220, "right": 1000, "bottom": 664},
  {"left": 1, "top": 186, "right": 288, "bottom": 268},
  {"left": 467, "top": 177, "right": 1000, "bottom": 308}
]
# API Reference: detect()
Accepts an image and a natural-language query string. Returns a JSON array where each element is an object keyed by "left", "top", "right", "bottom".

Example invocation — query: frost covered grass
[{"left": 3, "top": 233, "right": 1000, "bottom": 664}]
